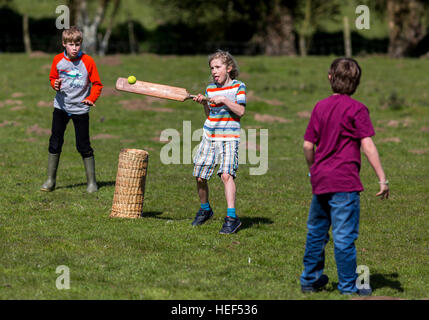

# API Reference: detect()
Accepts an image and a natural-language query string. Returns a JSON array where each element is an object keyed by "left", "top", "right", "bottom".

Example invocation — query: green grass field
[{"left": 0, "top": 53, "right": 428, "bottom": 300}]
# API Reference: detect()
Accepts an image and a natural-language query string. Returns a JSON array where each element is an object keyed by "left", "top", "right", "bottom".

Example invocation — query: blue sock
[
  {"left": 201, "top": 202, "right": 210, "bottom": 211},
  {"left": 227, "top": 208, "right": 237, "bottom": 218}
]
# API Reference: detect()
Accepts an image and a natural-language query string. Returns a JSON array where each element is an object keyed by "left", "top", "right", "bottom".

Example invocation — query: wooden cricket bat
[{"left": 115, "top": 77, "right": 207, "bottom": 102}]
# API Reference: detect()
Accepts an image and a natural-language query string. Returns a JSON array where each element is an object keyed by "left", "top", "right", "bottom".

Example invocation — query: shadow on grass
[
  {"left": 141, "top": 211, "right": 190, "bottom": 221},
  {"left": 239, "top": 217, "right": 274, "bottom": 231},
  {"left": 371, "top": 273, "right": 404, "bottom": 292},
  {"left": 57, "top": 180, "right": 116, "bottom": 190},
  {"left": 327, "top": 273, "right": 403, "bottom": 293},
  {"left": 141, "top": 211, "right": 164, "bottom": 218}
]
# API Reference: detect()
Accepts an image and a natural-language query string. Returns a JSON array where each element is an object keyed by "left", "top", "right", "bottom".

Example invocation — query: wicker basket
[{"left": 110, "top": 149, "right": 149, "bottom": 218}]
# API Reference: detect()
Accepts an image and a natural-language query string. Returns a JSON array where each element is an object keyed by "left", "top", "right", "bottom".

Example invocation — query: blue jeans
[{"left": 300, "top": 192, "right": 360, "bottom": 293}]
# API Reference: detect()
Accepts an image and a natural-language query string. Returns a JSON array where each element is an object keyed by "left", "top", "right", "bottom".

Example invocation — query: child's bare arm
[
  {"left": 210, "top": 96, "right": 245, "bottom": 117},
  {"left": 303, "top": 140, "right": 315, "bottom": 170},
  {"left": 193, "top": 94, "right": 210, "bottom": 117},
  {"left": 203, "top": 102, "right": 210, "bottom": 117},
  {"left": 361, "top": 137, "right": 389, "bottom": 199}
]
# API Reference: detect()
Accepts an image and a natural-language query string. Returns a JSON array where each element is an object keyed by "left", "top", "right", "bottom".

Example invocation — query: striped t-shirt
[{"left": 203, "top": 80, "right": 246, "bottom": 141}]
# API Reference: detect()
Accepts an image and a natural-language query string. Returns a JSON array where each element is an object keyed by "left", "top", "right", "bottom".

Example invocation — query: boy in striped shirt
[{"left": 192, "top": 50, "right": 246, "bottom": 234}]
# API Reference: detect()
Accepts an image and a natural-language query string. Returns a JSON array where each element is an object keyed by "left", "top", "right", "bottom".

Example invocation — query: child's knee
[
  {"left": 48, "top": 137, "right": 64, "bottom": 154},
  {"left": 76, "top": 143, "right": 93, "bottom": 158},
  {"left": 196, "top": 177, "right": 207, "bottom": 185},
  {"left": 80, "top": 150, "right": 94, "bottom": 158},
  {"left": 220, "top": 173, "right": 233, "bottom": 183}
]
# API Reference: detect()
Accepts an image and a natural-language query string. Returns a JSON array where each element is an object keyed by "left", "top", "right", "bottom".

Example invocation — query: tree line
[{"left": 2, "top": 0, "right": 429, "bottom": 57}]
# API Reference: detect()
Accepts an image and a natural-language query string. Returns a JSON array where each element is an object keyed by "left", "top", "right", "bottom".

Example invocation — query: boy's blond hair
[
  {"left": 62, "top": 26, "right": 83, "bottom": 44},
  {"left": 208, "top": 50, "right": 239, "bottom": 80}
]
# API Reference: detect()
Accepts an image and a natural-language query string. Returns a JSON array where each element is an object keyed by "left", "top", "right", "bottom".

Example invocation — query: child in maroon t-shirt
[{"left": 300, "top": 58, "right": 389, "bottom": 295}]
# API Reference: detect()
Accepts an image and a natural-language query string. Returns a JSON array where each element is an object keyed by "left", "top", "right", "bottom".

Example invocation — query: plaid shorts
[{"left": 193, "top": 137, "right": 239, "bottom": 180}]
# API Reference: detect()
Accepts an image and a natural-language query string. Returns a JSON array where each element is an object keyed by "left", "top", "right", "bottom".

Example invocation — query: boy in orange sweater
[{"left": 41, "top": 26, "right": 103, "bottom": 193}]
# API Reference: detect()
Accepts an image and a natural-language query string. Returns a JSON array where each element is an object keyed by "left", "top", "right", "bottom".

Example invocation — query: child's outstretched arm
[
  {"left": 193, "top": 94, "right": 210, "bottom": 117},
  {"left": 361, "top": 137, "right": 389, "bottom": 199},
  {"left": 209, "top": 96, "right": 245, "bottom": 117}
]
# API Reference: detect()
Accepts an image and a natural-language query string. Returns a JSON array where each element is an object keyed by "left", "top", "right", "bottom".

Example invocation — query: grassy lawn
[{"left": 0, "top": 53, "right": 428, "bottom": 299}]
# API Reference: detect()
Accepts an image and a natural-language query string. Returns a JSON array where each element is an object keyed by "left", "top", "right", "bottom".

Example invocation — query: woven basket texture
[{"left": 110, "top": 149, "right": 148, "bottom": 218}]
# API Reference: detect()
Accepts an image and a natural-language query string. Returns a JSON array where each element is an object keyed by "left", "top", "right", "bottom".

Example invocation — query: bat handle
[{"left": 188, "top": 95, "right": 209, "bottom": 101}]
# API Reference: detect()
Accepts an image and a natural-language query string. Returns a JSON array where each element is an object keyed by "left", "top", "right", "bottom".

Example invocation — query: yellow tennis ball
[{"left": 128, "top": 76, "right": 137, "bottom": 84}]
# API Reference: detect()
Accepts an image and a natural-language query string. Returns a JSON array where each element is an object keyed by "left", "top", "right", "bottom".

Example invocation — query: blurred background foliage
[{"left": 1, "top": 0, "right": 429, "bottom": 57}]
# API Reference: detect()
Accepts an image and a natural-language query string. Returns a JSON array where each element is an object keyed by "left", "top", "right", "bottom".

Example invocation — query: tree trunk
[
  {"left": 343, "top": 16, "right": 352, "bottom": 57},
  {"left": 262, "top": 2, "right": 296, "bottom": 56},
  {"left": 298, "top": 0, "right": 311, "bottom": 56},
  {"left": 23, "top": 14, "right": 32, "bottom": 54},
  {"left": 299, "top": 35, "right": 307, "bottom": 56},
  {"left": 73, "top": 0, "right": 108, "bottom": 55},
  {"left": 98, "top": 0, "right": 121, "bottom": 56},
  {"left": 387, "top": 0, "right": 425, "bottom": 58},
  {"left": 98, "top": 29, "right": 111, "bottom": 56},
  {"left": 127, "top": 10, "right": 137, "bottom": 54},
  {"left": 82, "top": 24, "right": 98, "bottom": 54}
]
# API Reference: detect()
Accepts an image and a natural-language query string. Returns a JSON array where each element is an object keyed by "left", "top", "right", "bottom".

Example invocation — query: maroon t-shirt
[{"left": 304, "top": 94, "right": 375, "bottom": 195}]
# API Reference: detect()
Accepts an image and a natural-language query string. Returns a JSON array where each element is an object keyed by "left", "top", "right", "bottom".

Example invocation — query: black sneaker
[
  {"left": 191, "top": 208, "right": 214, "bottom": 226},
  {"left": 219, "top": 216, "right": 242, "bottom": 234},
  {"left": 301, "top": 275, "right": 329, "bottom": 293}
]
